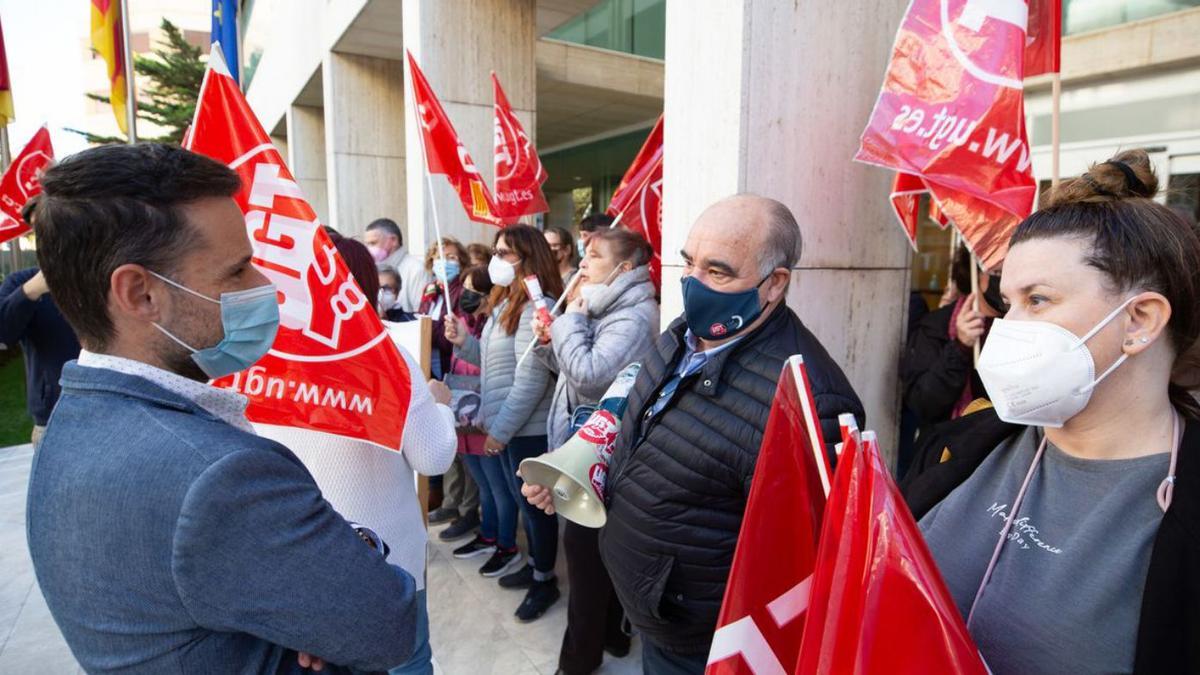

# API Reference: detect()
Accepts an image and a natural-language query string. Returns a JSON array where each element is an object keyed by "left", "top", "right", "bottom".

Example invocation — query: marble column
[{"left": 285, "top": 104, "right": 329, "bottom": 225}]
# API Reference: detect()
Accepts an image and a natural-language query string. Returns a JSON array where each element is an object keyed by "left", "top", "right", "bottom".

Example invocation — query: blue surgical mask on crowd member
[
  {"left": 680, "top": 274, "right": 771, "bottom": 340},
  {"left": 149, "top": 271, "right": 280, "bottom": 379},
  {"left": 576, "top": 238, "right": 587, "bottom": 259},
  {"left": 433, "top": 258, "right": 461, "bottom": 284}
]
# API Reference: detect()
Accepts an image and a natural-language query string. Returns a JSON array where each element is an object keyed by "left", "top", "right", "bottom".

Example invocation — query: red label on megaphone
[
  {"left": 589, "top": 463, "right": 607, "bottom": 500},
  {"left": 577, "top": 409, "right": 620, "bottom": 459}
]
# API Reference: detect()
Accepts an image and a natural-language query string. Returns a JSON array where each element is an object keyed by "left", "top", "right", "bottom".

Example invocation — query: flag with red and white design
[
  {"left": 1024, "top": 0, "right": 1061, "bottom": 77},
  {"left": 492, "top": 72, "right": 548, "bottom": 220},
  {"left": 185, "top": 45, "right": 412, "bottom": 450},
  {"left": 0, "top": 126, "right": 54, "bottom": 245},
  {"left": 706, "top": 356, "right": 833, "bottom": 675},
  {"left": 794, "top": 430, "right": 986, "bottom": 674},
  {"left": 856, "top": 0, "right": 1038, "bottom": 270},
  {"left": 607, "top": 116, "right": 663, "bottom": 287},
  {"left": 407, "top": 52, "right": 507, "bottom": 227}
]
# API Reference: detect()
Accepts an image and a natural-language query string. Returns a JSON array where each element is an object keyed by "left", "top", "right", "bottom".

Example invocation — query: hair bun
[{"left": 1045, "top": 148, "right": 1159, "bottom": 207}]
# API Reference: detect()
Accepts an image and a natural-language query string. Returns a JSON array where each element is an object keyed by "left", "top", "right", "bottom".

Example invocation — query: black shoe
[
  {"left": 480, "top": 549, "right": 524, "bottom": 578},
  {"left": 453, "top": 535, "right": 497, "bottom": 559},
  {"left": 428, "top": 507, "right": 458, "bottom": 525},
  {"left": 438, "top": 512, "right": 480, "bottom": 542},
  {"left": 604, "top": 638, "right": 631, "bottom": 658},
  {"left": 515, "top": 579, "right": 561, "bottom": 622},
  {"left": 498, "top": 563, "right": 535, "bottom": 589}
]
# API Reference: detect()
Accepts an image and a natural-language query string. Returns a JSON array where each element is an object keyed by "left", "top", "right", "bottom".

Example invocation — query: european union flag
[{"left": 211, "top": 0, "right": 239, "bottom": 84}]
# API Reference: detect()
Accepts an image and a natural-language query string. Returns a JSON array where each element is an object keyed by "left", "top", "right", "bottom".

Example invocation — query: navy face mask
[{"left": 680, "top": 274, "right": 771, "bottom": 340}]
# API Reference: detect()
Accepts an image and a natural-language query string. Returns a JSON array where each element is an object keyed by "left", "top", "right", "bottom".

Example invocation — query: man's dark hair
[
  {"left": 579, "top": 213, "right": 614, "bottom": 232},
  {"left": 366, "top": 217, "right": 403, "bottom": 247},
  {"left": 32, "top": 143, "right": 242, "bottom": 351}
]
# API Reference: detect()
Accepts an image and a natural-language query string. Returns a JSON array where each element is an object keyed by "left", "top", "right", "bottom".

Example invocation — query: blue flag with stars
[{"left": 211, "top": 0, "right": 239, "bottom": 84}]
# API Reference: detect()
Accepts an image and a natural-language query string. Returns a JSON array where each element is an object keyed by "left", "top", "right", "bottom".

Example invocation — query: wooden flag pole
[
  {"left": 970, "top": 255, "right": 981, "bottom": 365},
  {"left": 119, "top": 0, "right": 138, "bottom": 143}
]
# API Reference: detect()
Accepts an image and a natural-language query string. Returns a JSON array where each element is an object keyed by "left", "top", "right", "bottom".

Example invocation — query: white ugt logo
[{"left": 958, "top": 0, "right": 1028, "bottom": 32}]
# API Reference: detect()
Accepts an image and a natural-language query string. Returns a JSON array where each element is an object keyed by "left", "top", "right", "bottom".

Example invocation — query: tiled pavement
[{"left": 0, "top": 443, "right": 642, "bottom": 674}]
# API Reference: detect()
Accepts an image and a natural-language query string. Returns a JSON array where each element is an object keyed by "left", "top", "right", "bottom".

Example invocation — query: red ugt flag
[
  {"left": 794, "top": 431, "right": 986, "bottom": 674},
  {"left": 706, "top": 356, "right": 833, "bottom": 675},
  {"left": 492, "top": 72, "right": 548, "bottom": 220},
  {"left": 606, "top": 116, "right": 663, "bottom": 287},
  {"left": 185, "top": 46, "right": 412, "bottom": 451},
  {"left": 856, "top": 0, "right": 1038, "bottom": 271},
  {"left": 407, "top": 52, "right": 507, "bottom": 227},
  {"left": 0, "top": 127, "right": 54, "bottom": 245}
]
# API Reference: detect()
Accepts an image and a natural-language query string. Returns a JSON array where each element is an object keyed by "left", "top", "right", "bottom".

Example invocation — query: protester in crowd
[
  {"left": 906, "top": 150, "right": 1200, "bottom": 674},
  {"left": 25, "top": 143, "right": 418, "bottom": 673},
  {"left": 418, "top": 237, "right": 484, "bottom": 541},
  {"left": 466, "top": 242, "right": 492, "bottom": 268},
  {"left": 544, "top": 226, "right": 578, "bottom": 286},
  {"left": 272, "top": 232, "right": 457, "bottom": 675},
  {"left": 446, "top": 267, "right": 523, "bottom": 574},
  {"left": 901, "top": 244, "right": 1004, "bottom": 439},
  {"left": 366, "top": 217, "right": 429, "bottom": 313},
  {"left": 530, "top": 227, "right": 659, "bottom": 674},
  {"left": 444, "top": 224, "right": 564, "bottom": 621},
  {"left": 577, "top": 213, "right": 613, "bottom": 260},
  {"left": 0, "top": 259, "right": 81, "bottom": 448},
  {"left": 524, "top": 194, "right": 865, "bottom": 673},
  {"left": 379, "top": 266, "right": 418, "bottom": 323}
]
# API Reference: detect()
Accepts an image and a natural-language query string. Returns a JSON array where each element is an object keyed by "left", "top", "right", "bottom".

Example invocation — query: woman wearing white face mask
[
  {"left": 529, "top": 227, "right": 658, "bottom": 675},
  {"left": 903, "top": 149, "right": 1200, "bottom": 675}
]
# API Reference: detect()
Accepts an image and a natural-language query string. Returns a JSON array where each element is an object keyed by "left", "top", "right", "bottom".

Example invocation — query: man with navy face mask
[
  {"left": 26, "top": 143, "right": 419, "bottom": 674},
  {"left": 596, "top": 194, "right": 865, "bottom": 673}
]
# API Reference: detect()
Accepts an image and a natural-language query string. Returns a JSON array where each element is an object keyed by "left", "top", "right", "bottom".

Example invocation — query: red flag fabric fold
[
  {"left": 607, "top": 116, "right": 663, "bottom": 287},
  {"left": 492, "top": 72, "right": 548, "bottom": 220},
  {"left": 706, "top": 357, "right": 832, "bottom": 675},
  {"left": 1024, "top": 0, "right": 1062, "bottom": 77},
  {"left": 185, "top": 46, "right": 412, "bottom": 451},
  {"left": 0, "top": 126, "right": 54, "bottom": 245},
  {"left": 407, "top": 52, "right": 507, "bottom": 227},
  {"left": 855, "top": 0, "right": 1037, "bottom": 270},
  {"left": 794, "top": 429, "right": 987, "bottom": 674}
]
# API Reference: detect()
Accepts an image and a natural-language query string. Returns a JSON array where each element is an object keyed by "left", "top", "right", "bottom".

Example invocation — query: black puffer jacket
[{"left": 598, "top": 305, "right": 865, "bottom": 654}]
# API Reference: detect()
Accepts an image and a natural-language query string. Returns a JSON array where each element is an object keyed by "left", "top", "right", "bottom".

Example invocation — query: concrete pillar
[
  {"left": 322, "top": 51, "right": 407, "bottom": 239},
  {"left": 286, "top": 104, "right": 329, "bottom": 225},
  {"left": 663, "top": 0, "right": 911, "bottom": 454},
  {"left": 402, "top": 0, "right": 538, "bottom": 253}
]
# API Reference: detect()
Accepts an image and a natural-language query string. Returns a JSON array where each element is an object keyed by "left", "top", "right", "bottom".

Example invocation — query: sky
[{"left": 2, "top": 0, "right": 94, "bottom": 156}]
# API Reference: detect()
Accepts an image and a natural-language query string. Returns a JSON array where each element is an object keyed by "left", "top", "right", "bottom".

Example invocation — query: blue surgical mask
[
  {"left": 680, "top": 274, "right": 769, "bottom": 340},
  {"left": 433, "top": 258, "right": 461, "bottom": 284},
  {"left": 150, "top": 272, "right": 280, "bottom": 379},
  {"left": 576, "top": 238, "right": 587, "bottom": 259}
]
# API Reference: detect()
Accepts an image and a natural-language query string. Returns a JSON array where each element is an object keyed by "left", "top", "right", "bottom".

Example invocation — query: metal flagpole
[{"left": 119, "top": 0, "right": 138, "bottom": 143}]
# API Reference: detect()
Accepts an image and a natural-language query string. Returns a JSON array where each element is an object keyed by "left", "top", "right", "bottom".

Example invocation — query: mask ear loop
[
  {"left": 1074, "top": 295, "right": 1141, "bottom": 395},
  {"left": 1157, "top": 411, "right": 1182, "bottom": 512},
  {"left": 967, "top": 433, "right": 1049, "bottom": 629}
]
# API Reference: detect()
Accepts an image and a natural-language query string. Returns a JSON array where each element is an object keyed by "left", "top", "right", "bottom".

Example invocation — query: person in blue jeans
[
  {"left": 446, "top": 225, "right": 563, "bottom": 622},
  {"left": 24, "top": 142, "right": 420, "bottom": 673}
]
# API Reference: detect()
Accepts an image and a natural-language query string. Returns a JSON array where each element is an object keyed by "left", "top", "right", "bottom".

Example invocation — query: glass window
[
  {"left": 1064, "top": 0, "right": 1200, "bottom": 35},
  {"left": 548, "top": 0, "right": 665, "bottom": 60},
  {"left": 1168, "top": 173, "right": 1200, "bottom": 225}
]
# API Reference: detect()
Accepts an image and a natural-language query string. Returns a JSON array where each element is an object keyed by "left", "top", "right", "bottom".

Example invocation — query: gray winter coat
[
  {"left": 533, "top": 266, "right": 660, "bottom": 448},
  {"left": 456, "top": 298, "right": 555, "bottom": 443}
]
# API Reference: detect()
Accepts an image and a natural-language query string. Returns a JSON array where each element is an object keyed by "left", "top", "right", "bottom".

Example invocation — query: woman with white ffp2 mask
[{"left": 904, "top": 149, "right": 1200, "bottom": 675}]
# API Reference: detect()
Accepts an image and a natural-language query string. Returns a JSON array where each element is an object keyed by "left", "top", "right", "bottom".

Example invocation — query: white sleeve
[{"left": 393, "top": 340, "right": 457, "bottom": 475}]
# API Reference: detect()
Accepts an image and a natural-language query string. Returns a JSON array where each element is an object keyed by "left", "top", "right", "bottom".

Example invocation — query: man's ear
[
  {"left": 110, "top": 264, "right": 164, "bottom": 323},
  {"left": 765, "top": 268, "right": 790, "bottom": 304}
]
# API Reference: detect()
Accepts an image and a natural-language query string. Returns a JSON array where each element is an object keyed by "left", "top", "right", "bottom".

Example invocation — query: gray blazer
[
  {"left": 457, "top": 297, "right": 556, "bottom": 443},
  {"left": 535, "top": 266, "right": 660, "bottom": 448}
]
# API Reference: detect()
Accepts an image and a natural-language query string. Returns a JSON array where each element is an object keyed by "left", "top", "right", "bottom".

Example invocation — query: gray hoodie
[
  {"left": 456, "top": 298, "right": 555, "bottom": 443},
  {"left": 534, "top": 265, "right": 660, "bottom": 448}
]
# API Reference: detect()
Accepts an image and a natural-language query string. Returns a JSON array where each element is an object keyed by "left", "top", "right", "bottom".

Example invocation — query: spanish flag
[
  {"left": 0, "top": 18, "right": 14, "bottom": 126},
  {"left": 90, "top": 0, "right": 128, "bottom": 134}
]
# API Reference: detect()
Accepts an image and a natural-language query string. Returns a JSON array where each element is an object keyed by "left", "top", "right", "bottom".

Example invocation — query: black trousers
[{"left": 558, "top": 521, "right": 630, "bottom": 674}]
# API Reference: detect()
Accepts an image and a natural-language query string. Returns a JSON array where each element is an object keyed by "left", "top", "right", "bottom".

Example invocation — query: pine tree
[{"left": 72, "top": 19, "right": 205, "bottom": 145}]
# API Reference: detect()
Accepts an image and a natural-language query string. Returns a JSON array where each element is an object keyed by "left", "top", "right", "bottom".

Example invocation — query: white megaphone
[{"left": 520, "top": 363, "right": 641, "bottom": 528}]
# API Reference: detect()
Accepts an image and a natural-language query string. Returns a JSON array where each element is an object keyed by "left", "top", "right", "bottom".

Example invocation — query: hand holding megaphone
[{"left": 519, "top": 474, "right": 556, "bottom": 515}]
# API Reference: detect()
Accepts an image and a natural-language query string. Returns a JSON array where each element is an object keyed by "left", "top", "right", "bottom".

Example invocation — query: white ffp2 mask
[{"left": 977, "top": 297, "right": 1136, "bottom": 428}]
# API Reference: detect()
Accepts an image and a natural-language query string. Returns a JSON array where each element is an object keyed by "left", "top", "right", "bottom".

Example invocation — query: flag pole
[
  {"left": 119, "top": 0, "right": 138, "bottom": 143},
  {"left": 404, "top": 62, "right": 454, "bottom": 324},
  {"left": 0, "top": 124, "right": 18, "bottom": 273},
  {"left": 970, "top": 255, "right": 981, "bottom": 365},
  {"left": 1050, "top": 72, "right": 1061, "bottom": 191}
]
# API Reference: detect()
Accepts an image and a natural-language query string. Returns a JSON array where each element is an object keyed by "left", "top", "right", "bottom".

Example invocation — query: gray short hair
[{"left": 756, "top": 197, "right": 802, "bottom": 277}]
